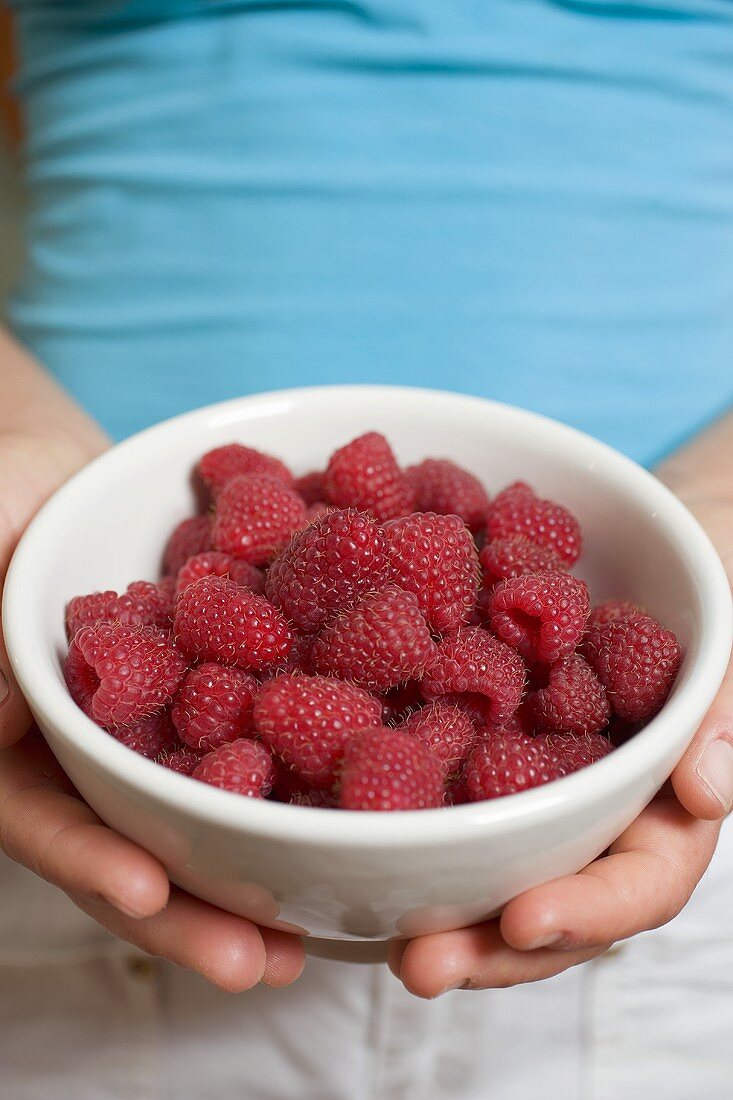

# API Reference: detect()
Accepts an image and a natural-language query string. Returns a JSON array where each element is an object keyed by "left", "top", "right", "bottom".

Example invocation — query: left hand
[{"left": 390, "top": 457, "right": 733, "bottom": 999}]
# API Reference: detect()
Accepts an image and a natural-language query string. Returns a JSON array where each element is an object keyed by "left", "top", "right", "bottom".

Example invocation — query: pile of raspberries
[{"left": 63, "top": 432, "right": 682, "bottom": 811}]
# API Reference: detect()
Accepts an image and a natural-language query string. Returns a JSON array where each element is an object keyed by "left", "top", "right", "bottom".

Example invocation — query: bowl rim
[{"left": 4, "top": 384, "right": 732, "bottom": 849}]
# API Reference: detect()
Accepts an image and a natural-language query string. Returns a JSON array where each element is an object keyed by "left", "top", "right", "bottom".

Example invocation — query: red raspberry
[
  {"left": 66, "top": 580, "right": 172, "bottom": 639},
  {"left": 258, "top": 630, "right": 315, "bottom": 679},
  {"left": 295, "top": 470, "right": 328, "bottom": 505},
  {"left": 534, "top": 731, "right": 613, "bottom": 778},
  {"left": 465, "top": 732, "right": 555, "bottom": 801},
  {"left": 255, "top": 673, "right": 382, "bottom": 788},
  {"left": 404, "top": 458, "right": 490, "bottom": 532},
  {"left": 479, "top": 535, "right": 568, "bottom": 588},
  {"left": 445, "top": 770, "right": 471, "bottom": 805},
  {"left": 192, "top": 738, "right": 276, "bottom": 798},
  {"left": 381, "top": 680, "right": 425, "bottom": 726},
  {"left": 339, "top": 728, "right": 444, "bottom": 811},
  {"left": 311, "top": 586, "right": 435, "bottom": 692},
  {"left": 175, "top": 551, "right": 265, "bottom": 597},
  {"left": 64, "top": 623, "right": 187, "bottom": 729},
  {"left": 172, "top": 662, "right": 259, "bottom": 752},
  {"left": 306, "top": 502, "right": 334, "bottom": 523},
  {"left": 385, "top": 512, "right": 480, "bottom": 635},
  {"left": 198, "top": 443, "right": 294, "bottom": 498},
  {"left": 157, "top": 574, "right": 176, "bottom": 604},
  {"left": 583, "top": 615, "right": 682, "bottom": 722},
  {"left": 488, "top": 571, "right": 589, "bottom": 663},
  {"left": 526, "top": 653, "right": 610, "bottom": 736},
  {"left": 174, "top": 575, "right": 294, "bottom": 671},
  {"left": 110, "top": 710, "right": 178, "bottom": 759},
  {"left": 211, "top": 473, "right": 307, "bottom": 566},
  {"left": 266, "top": 509, "right": 392, "bottom": 634},
  {"left": 162, "top": 515, "right": 212, "bottom": 577},
  {"left": 325, "top": 432, "right": 415, "bottom": 521},
  {"left": 487, "top": 482, "right": 582, "bottom": 565},
  {"left": 422, "top": 626, "right": 525, "bottom": 726},
  {"left": 157, "top": 747, "right": 203, "bottom": 775},
  {"left": 587, "top": 598, "right": 646, "bottom": 632},
  {"left": 399, "top": 700, "right": 478, "bottom": 778}
]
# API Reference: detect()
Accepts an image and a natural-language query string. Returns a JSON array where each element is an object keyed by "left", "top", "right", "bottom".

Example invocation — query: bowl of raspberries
[{"left": 4, "top": 385, "right": 731, "bottom": 948}]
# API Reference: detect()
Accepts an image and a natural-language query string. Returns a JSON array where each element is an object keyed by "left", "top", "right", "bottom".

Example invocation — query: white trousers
[{"left": 2, "top": 821, "right": 732, "bottom": 1100}]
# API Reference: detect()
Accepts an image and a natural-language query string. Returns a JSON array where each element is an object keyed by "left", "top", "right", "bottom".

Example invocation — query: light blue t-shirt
[{"left": 7, "top": 0, "right": 733, "bottom": 464}]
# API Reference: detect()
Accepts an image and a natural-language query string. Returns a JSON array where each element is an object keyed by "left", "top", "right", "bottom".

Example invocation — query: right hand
[{"left": 0, "top": 423, "right": 305, "bottom": 991}]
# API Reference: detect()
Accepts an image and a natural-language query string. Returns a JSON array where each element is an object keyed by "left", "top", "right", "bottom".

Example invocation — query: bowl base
[{"left": 304, "top": 938, "right": 392, "bottom": 965}]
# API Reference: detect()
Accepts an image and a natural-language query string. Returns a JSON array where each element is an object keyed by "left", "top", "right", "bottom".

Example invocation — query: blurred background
[{"left": 0, "top": 6, "right": 24, "bottom": 315}]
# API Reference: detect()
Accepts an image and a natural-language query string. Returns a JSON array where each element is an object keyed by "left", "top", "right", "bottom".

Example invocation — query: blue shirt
[{"left": 7, "top": 0, "right": 733, "bottom": 464}]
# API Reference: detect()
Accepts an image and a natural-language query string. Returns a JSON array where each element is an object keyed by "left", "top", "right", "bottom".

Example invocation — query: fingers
[
  {"left": 0, "top": 731, "right": 170, "bottom": 918},
  {"left": 390, "top": 921, "right": 606, "bottom": 999},
  {"left": 72, "top": 887, "right": 304, "bottom": 994},
  {"left": 0, "top": 732, "right": 306, "bottom": 991},
  {"left": 0, "top": 639, "right": 32, "bottom": 750},
  {"left": 500, "top": 792, "right": 720, "bottom": 953},
  {"left": 672, "top": 657, "right": 733, "bottom": 819}
]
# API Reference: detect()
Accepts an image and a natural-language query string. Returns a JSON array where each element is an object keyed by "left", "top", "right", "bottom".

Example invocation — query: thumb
[{"left": 672, "top": 657, "right": 733, "bottom": 820}]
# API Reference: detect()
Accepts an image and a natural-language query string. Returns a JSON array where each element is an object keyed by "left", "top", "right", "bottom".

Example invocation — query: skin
[{"left": 0, "top": 327, "right": 730, "bottom": 997}]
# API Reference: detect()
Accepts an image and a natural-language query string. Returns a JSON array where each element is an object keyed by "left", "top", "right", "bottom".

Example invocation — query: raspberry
[
  {"left": 64, "top": 623, "right": 187, "bottom": 729},
  {"left": 381, "top": 680, "right": 424, "bottom": 726},
  {"left": 110, "top": 710, "right": 178, "bottom": 759},
  {"left": 162, "top": 515, "right": 212, "bottom": 578},
  {"left": 487, "top": 482, "right": 582, "bottom": 565},
  {"left": 311, "top": 586, "right": 435, "bottom": 692},
  {"left": 404, "top": 458, "right": 490, "bottom": 532},
  {"left": 66, "top": 580, "right": 172, "bottom": 639},
  {"left": 306, "top": 502, "right": 334, "bottom": 523},
  {"left": 192, "top": 738, "right": 276, "bottom": 798},
  {"left": 583, "top": 615, "right": 681, "bottom": 722},
  {"left": 295, "top": 470, "right": 328, "bottom": 505},
  {"left": 325, "top": 432, "right": 415, "bottom": 521},
  {"left": 255, "top": 673, "right": 383, "bottom": 788},
  {"left": 587, "top": 598, "right": 646, "bottom": 632},
  {"left": 479, "top": 535, "right": 568, "bottom": 588},
  {"left": 211, "top": 473, "right": 307, "bottom": 565},
  {"left": 174, "top": 575, "right": 294, "bottom": 671},
  {"left": 266, "top": 509, "right": 392, "bottom": 634},
  {"left": 338, "top": 728, "right": 444, "bottom": 811},
  {"left": 534, "top": 732, "right": 613, "bottom": 778},
  {"left": 446, "top": 770, "right": 472, "bottom": 805},
  {"left": 399, "top": 700, "right": 478, "bottom": 778},
  {"left": 258, "top": 631, "right": 315, "bottom": 678},
  {"left": 487, "top": 571, "right": 589, "bottom": 663},
  {"left": 422, "top": 626, "right": 525, "bottom": 726},
  {"left": 526, "top": 653, "right": 610, "bottom": 736},
  {"left": 172, "top": 662, "right": 259, "bottom": 752},
  {"left": 175, "top": 551, "right": 265, "bottom": 597},
  {"left": 198, "top": 443, "right": 294, "bottom": 498},
  {"left": 157, "top": 574, "right": 176, "bottom": 603},
  {"left": 385, "top": 512, "right": 480, "bottom": 634},
  {"left": 465, "top": 732, "right": 555, "bottom": 801},
  {"left": 157, "top": 746, "right": 203, "bottom": 775}
]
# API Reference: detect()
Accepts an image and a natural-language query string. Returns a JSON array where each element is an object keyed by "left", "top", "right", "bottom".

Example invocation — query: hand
[
  {"left": 0, "top": 422, "right": 305, "bottom": 992},
  {"left": 390, "top": 475, "right": 733, "bottom": 998}
]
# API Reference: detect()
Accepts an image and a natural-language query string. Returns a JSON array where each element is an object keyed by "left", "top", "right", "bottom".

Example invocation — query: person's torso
[{"left": 6, "top": 0, "right": 733, "bottom": 458}]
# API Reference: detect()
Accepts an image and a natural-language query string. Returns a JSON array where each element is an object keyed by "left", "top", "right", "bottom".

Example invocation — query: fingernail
[
  {"left": 101, "top": 892, "right": 151, "bottom": 919},
  {"left": 0, "top": 667, "right": 9, "bottom": 707},
  {"left": 435, "top": 979, "right": 467, "bottom": 997},
  {"left": 696, "top": 738, "right": 733, "bottom": 815},
  {"left": 525, "top": 932, "right": 565, "bottom": 951}
]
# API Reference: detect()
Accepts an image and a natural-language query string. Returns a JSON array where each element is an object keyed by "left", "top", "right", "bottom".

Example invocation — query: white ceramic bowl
[{"left": 4, "top": 386, "right": 732, "bottom": 953}]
